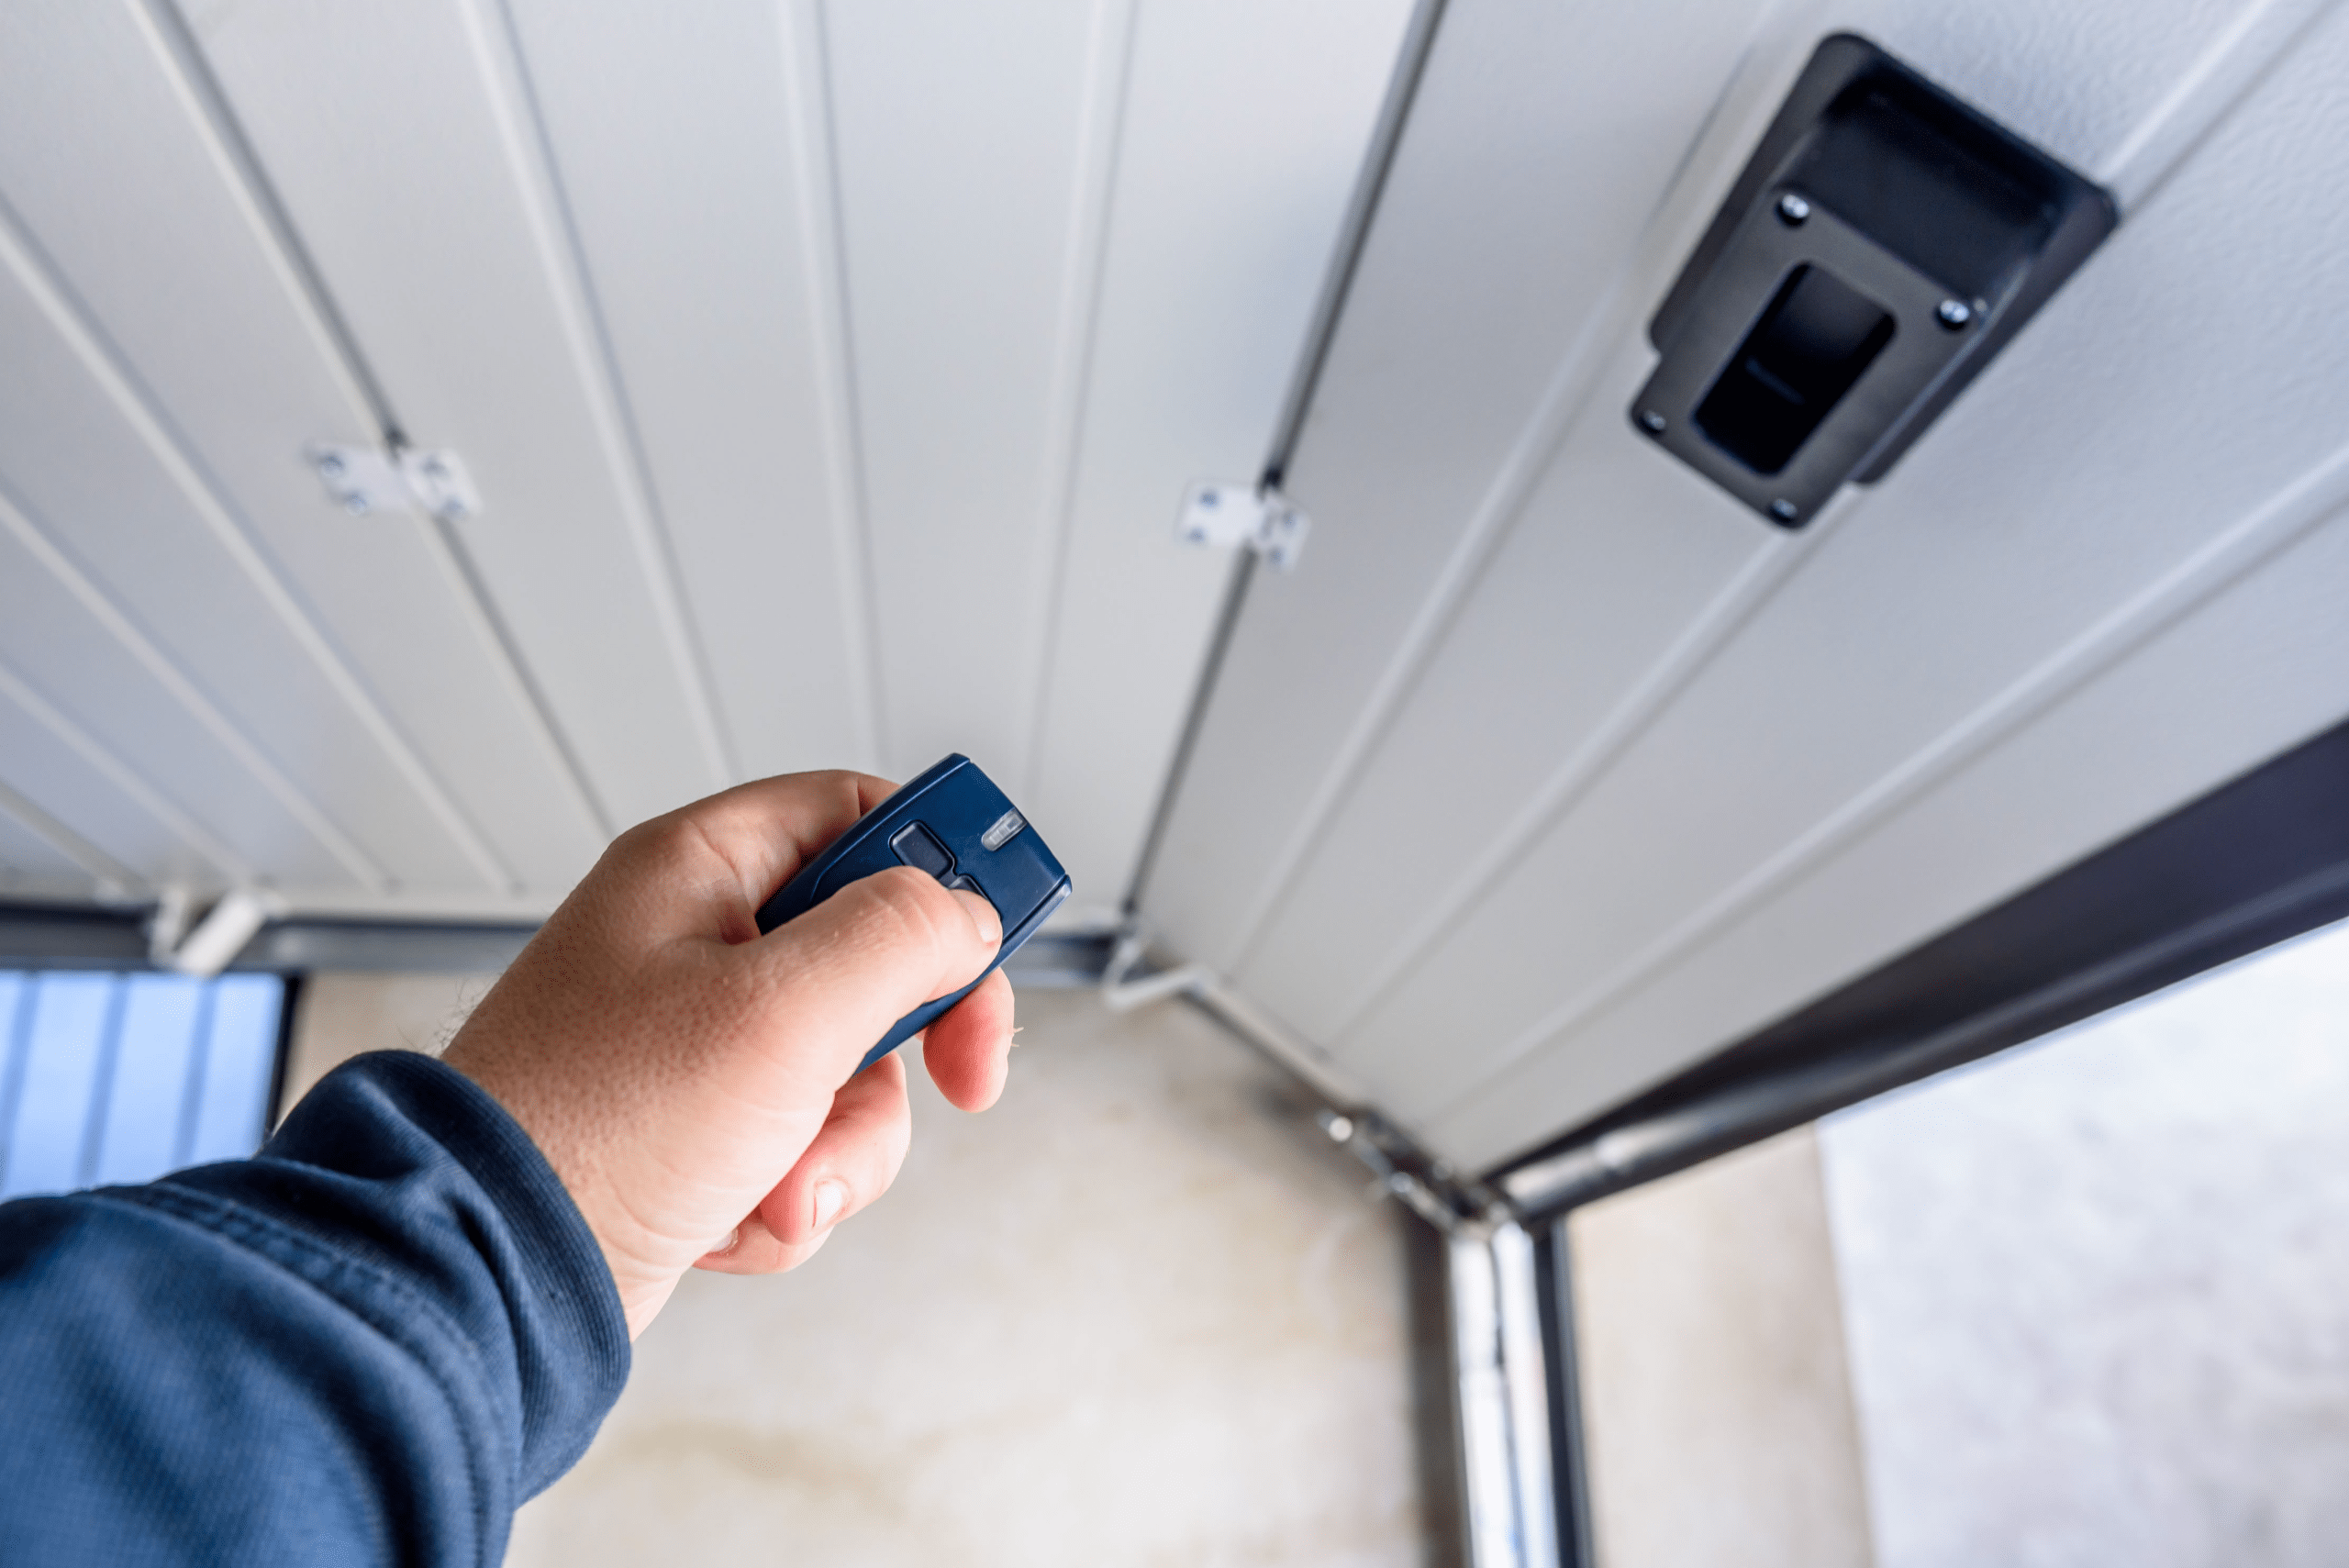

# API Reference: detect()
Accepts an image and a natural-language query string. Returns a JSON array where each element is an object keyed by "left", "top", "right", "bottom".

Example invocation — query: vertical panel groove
[
  {"left": 785, "top": 0, "right": 886, "bottom": 776},
  {"left": 1119, "top": 0, "right": 1448, "bottom": 917},
  {"left": 1325, "top": 528, "right": 1809, "bottom": 1041},
  {"left": 139, "top": 0, "right": 620, "bottom": 853},
  {"left": 2096, "top": 0, "right": 2347, "bottom": 208},
  {"left": 135, "top": 0, "right": 391, "bottom": 432},
  {"left": 426, "top": 517, "right": 618, "bottom": 840},
  {"left": 0, "top": 774, "right": 146, "bottom": 894},
  {"left": 1262, "top": 0, "right": 1453, "bottom": 484},
  {"left": 0, "top": 653, "right": 245, "bottom": 882},
  {"left": 1123, "top": 552, "right": 1259, "bottom": 915},
  {"left": 0, "top": 485, "right": 383, "bottom": 889},
  {"left": 1016, "top": 0, "right": 1141, "bottom": 801},
  {"left": 462, "top": 0, "right": 740, "bottom": 792},
  {"left": 1434, "top": 437, "right": 2349, "bottom": 1124},
  {"left": 0, "top": 192, "right": 511, "bottom": 893},
  {"left": 1205, "top": 0, "right": 1797, "bottom": 974}
]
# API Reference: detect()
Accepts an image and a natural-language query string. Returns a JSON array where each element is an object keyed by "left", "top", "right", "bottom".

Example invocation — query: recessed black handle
[{"left": 1631, "top": 34, "right": 2117, "bottom": 526}]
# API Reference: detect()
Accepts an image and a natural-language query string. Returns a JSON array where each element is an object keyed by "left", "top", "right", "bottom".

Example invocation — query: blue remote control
[{"left": 754, "top": 754, "right": 1072, "bottom": 1077}]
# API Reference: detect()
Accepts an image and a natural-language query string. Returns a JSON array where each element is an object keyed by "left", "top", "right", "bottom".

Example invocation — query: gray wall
[{"left": 1568, "top": 1127, "right": 1875, "bottom": 1568}]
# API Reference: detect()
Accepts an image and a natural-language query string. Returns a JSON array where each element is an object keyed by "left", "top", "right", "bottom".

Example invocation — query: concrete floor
[{"left": 287, "top": 976, "right": 1435, "bottom": 1567}]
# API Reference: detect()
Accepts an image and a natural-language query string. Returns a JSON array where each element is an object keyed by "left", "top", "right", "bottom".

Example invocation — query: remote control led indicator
[{"left": 981, "top": 808, "right": 1027, "bottom": 851}]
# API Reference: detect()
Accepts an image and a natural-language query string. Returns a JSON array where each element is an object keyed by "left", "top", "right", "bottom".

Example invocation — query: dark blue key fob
[{"left": 753, "top": 755, "right": 1071, "bottom": 1077}]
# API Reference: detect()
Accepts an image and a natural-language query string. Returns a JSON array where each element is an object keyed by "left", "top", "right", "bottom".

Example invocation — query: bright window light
[
  {"left": 1820, "top": 916, "right": 2349, "bottom": 1567},
  {"left": 0, "top": 971, "right": 285, "bottom": 1201}
]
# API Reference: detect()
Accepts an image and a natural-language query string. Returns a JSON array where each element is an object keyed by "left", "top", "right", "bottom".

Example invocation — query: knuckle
[
  {"left": 796, "top": 770, "right": 872, "bottom": 821},
  {"left": 853, "top": 866, "right": 957, "bottom": 945},
  {"left": 616, "top": 811, "right": 704, "bottom": 867}
]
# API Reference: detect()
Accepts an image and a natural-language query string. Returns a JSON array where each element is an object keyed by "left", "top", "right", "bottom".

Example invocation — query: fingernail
[
  {"left": 813, "top": 1180, "right": 847, "bottom": 1229},
  {"left": 712, "top": 1226, "right": 740, "bottom": 1256},
  {"left": 951, "top": 888, "right": 1001, "bottom": 946}
]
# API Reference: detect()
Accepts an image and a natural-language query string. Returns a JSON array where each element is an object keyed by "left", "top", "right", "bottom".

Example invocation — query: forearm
[{"left": 0, "top": 1052, "right": 628, "bottom": 1567}]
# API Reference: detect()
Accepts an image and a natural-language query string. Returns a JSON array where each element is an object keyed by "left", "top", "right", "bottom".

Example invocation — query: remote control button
[{"left": 889, "top": 821, "right": 954, "bottom": 879}]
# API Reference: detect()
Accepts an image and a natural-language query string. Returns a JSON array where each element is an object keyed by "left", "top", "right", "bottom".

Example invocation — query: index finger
[{"left": 611, "top": 770, "right": 903, "bottom": 942}]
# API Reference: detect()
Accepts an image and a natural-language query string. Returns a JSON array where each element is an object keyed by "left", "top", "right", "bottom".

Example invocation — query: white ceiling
[
  {"left": 0, "top": 0, "right": 1412, "bottom": 920},
  {"left": 1144, "top": 0, "right": 2349, "bottom": 1170}
]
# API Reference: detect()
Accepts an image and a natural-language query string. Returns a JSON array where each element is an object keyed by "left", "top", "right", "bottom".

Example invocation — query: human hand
[{"left": 441, "top": 771, "right": 1013, "bottom": 1339}]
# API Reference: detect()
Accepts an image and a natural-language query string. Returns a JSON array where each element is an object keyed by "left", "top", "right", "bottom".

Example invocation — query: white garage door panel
[
  {"left": 501, "top": 0, "right": 872, "bottom": 785},
  {"left": 1234, "top": 0, "right": 2317, "bottom": 1051},
  {"left": 184, "top": 0, "right": 730, "bottom": 830},
  {"left": 0, "top": 681, "right": 230, "bottom": 890},
  {"left": 1340, "top": 0, "right": 2349, "bottom": 1130},
  {"left": 820, "top": 0, "right": 1105, "bottom": 782},
  {"left": 1149, "top": 0, "right": 2265, "bottom": 977},
  {"left": 0, "top": 279, "right": 492, "bottom": 891},
  {"left": 0, "top": 806, "right": 100, "bottom": 899},
  {"left": 0, "top": 0, "right": 604, "bottom": 897},
  {"left": 1231, "top": 362, "right": 1766, "bottom": 1038},
  {"left": 1139, "top": 0, "right": 2349, "bottom": 1167},
  {"left": 0, "top": 0, "right": 1419, "bottom": 922},
  {"left": 0, "top": 525, "right": 357, "bottom": 892},
  {"left": 1023, "top": 0, "right": 1415, "bottom": 915},
  {"left": 1147, "top": 0, "right": 1778, "bottom": 971},
  {"left": 1434, "top": 503, "right": 2349, "bottom": 1164}
]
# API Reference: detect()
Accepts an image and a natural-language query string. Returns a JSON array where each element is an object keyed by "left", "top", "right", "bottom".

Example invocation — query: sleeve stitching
[{"left": 92, "top": 1185, "right": 508, "bottom": 1568}]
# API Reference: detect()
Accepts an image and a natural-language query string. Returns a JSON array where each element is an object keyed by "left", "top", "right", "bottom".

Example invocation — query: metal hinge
[
  {"left": 1174, "top": 480, "right": 1310, "bottom": 571},
  {"left": 1315, "top": 1106, "right": 1511, "bottom": 1237},
  {"left": 306, "top": 442, "right": 482, "bottom": 521},
  {"left": 146, "top": 884, "right": 285, "bottom": 978}
]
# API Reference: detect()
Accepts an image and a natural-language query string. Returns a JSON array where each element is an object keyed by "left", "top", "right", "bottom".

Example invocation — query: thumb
[{"left": 740, "top": 864, "right": 1002, "bottom": 1086}]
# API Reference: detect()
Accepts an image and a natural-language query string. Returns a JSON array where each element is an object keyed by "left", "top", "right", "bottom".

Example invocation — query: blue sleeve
[{"left": 0, "top": 1051, "right": 630, "bottom": 1566}]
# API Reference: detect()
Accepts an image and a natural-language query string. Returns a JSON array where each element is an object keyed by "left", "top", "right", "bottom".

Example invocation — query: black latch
[{"left": 1631, "top": 34, "right": 2118, "bottom": 528}]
